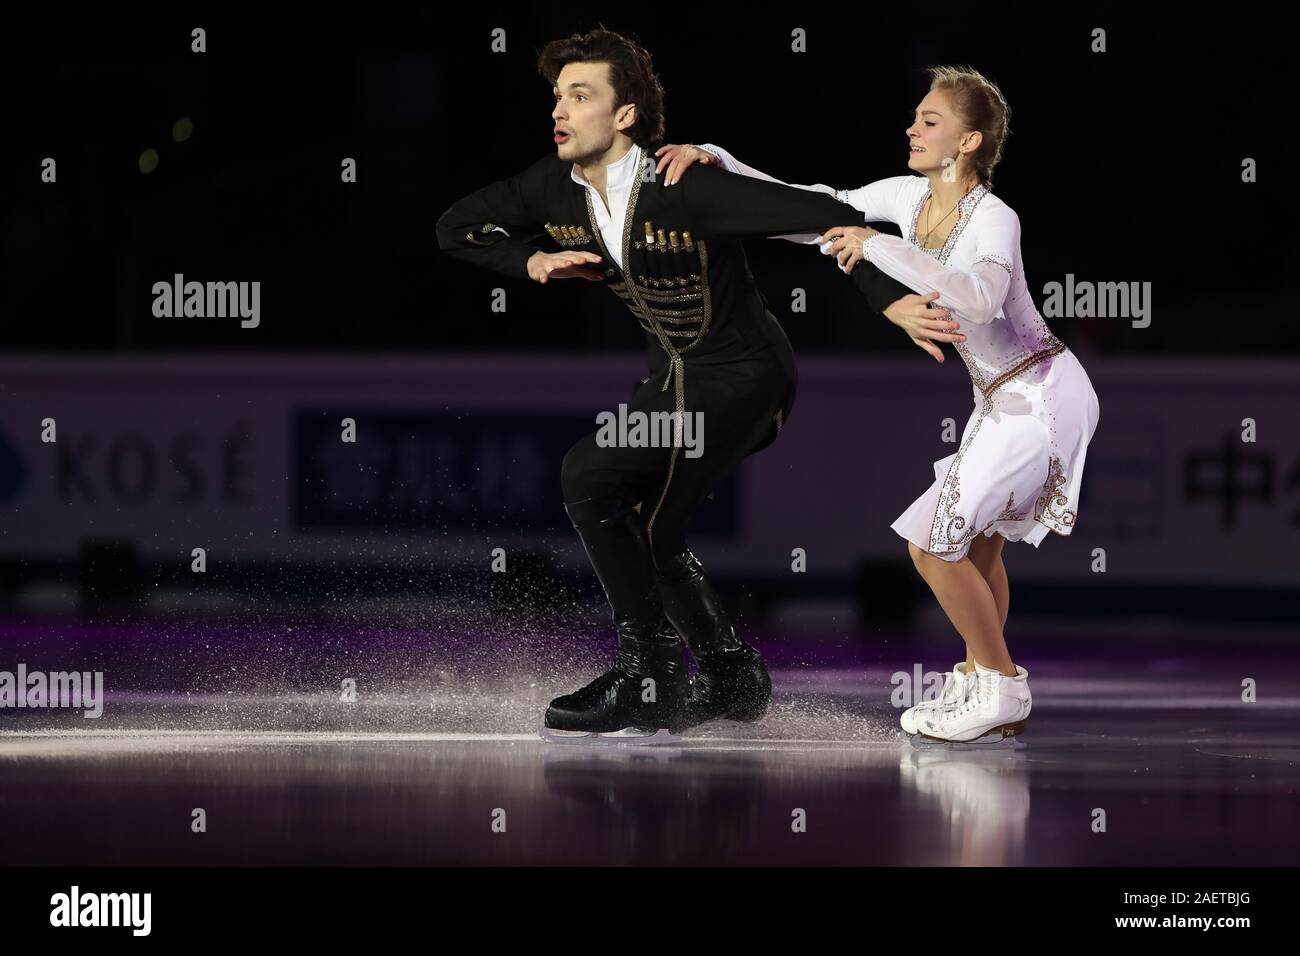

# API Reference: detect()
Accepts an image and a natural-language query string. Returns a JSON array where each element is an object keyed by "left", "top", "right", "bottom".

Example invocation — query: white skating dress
[{"left": 698, "top": 144, "right": 1100, "bottom": 560}]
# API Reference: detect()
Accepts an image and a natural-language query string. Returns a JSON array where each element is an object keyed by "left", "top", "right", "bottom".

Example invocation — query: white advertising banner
[{"left": 0, "top": 354, "right": 1295, "bottom": 587}]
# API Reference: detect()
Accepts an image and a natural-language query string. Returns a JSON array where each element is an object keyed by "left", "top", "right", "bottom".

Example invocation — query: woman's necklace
[{"left": 921, "top": 182, "right": 978, "bottom": 248}]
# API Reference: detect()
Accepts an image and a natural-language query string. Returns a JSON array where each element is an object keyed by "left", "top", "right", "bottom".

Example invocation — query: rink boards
[{"left": 0, "top": 353, "right": 1296, "bottom": 587}]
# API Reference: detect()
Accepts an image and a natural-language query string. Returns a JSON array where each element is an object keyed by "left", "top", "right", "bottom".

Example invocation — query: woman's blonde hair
[{"left": 926, "top": 65, "right": 1011, "bottom": 187}]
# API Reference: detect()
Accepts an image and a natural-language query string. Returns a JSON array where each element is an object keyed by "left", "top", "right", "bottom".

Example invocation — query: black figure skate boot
[
  {"left": 657, "top": 548, "right": 771, "bottom": 731},
  {"left": 541, "top": 497, "right": 688, "bottom": 744}
]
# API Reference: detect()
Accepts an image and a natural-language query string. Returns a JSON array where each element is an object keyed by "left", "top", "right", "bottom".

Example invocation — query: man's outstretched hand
[
  {"left": 527, "top": 250, "right": 605, "bottom": 283},
  {"left": 881, "top": 291, "right": 965, "bottom": 363}
]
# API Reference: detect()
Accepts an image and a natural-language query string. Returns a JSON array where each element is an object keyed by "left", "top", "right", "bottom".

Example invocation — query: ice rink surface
[{"left": 3, "top": 615, "right": 1297, "bottom": 865}]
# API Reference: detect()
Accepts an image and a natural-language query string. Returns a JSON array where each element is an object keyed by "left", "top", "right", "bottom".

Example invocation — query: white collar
[{"left": 570, "top": 141, "right": 642, "bottom": 191}]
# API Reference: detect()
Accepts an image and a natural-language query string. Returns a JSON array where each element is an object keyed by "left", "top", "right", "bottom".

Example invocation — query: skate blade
[
  {"left": 539, "top": 726, "right": 682, "bottom": 747},
  {"left": 912, "top": 720, "right": 1029, "bottom": 748}
]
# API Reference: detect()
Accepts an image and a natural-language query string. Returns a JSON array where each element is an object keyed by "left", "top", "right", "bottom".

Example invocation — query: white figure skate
[
  {"left": 916, "top": 660, "right": 1032, "bottom": 743},
  {"left": 900, "top": 662, "right": 975, "bottom": 734}
]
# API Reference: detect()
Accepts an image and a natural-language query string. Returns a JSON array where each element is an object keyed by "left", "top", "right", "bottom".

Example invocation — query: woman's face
[{"left": 906, "top": 90, "right": 975, "bottom": 176}]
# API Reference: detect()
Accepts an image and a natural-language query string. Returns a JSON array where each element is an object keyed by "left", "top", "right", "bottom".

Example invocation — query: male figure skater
[{"left": 436, "top": 29, "right": 922, "bottom": 738}]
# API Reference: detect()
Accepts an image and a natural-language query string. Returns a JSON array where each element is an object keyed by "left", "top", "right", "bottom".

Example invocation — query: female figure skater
[{"left": 653, "top": 66, "right": 1100, "bottom": 743}]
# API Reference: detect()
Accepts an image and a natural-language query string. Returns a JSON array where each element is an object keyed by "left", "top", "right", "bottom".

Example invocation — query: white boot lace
[{"left": 943, "top": 672, "right": 999, "bottom": 722}]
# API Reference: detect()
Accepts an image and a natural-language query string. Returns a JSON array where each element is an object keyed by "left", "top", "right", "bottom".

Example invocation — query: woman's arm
[{"left": 862, "top": 207, "right": 1019, "bottom": 325}]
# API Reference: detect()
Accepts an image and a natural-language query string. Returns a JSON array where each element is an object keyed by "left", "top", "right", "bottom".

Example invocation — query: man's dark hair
[{"left": 537, "top": 28, "right": 666, "bottom": 146}]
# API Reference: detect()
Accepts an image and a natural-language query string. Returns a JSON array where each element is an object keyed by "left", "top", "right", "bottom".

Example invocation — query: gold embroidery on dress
[
  {"left": 907, "top": 183, "right": 990, "bottom": 265},
  {"left": 929, "top": 409, "right": 988, "bottom": 554},
  {"left": 912, "top": 184, "right": 996, "bottom": 389},
  {"left": 979, "top": 341, "right": 1066, "bottom": 396},
  {"left": 930, "top": 446, "right": 1046, "bottom": 555},
  {"left": 1033, "top": 455, "right": 1077, "bottom": 531},
  {"left": 927, "top": 341, "right": 1066, "bottom": 555},
  {"left": 953, "top": 342, "right": 989, "bottom": 393},
  {"left": 974, "top": 253, "right": 1013, "bottom": 275}
]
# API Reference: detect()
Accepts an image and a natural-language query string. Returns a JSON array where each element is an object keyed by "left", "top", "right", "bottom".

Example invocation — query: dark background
[
  {"left": 0, "top": 4, "right": 1285, "bottom": 356},
  {"left": 0, "top": 8, "right": 1294, "bottom": 876}
]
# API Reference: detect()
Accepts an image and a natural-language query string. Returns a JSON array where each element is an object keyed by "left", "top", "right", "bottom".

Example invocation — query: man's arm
[
  {"left": 849, "top": 260, "right": 927, "bottom": 319},
  {"left": 435, "top": 155, "right": 554, "bottom": 281},
  {"left": 673, "top": 163, "right": 917, "bottom": 315}
]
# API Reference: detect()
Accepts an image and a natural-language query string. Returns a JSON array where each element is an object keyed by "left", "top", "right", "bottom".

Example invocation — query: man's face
[{"left": 551, "top": 61, "right": 634, "bottom": 164}]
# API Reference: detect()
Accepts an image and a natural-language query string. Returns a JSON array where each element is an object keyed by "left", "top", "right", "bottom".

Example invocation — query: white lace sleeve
[
  {"left": 835, "top": 177, "right": 920, "bottom": 227},
  {"left": 861, "top": 207, "right": 1018, "bottom": 325}
]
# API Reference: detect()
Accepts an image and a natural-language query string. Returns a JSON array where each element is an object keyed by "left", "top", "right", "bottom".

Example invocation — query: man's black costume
[{"left": 436, "top": 143, "right": 916, "bottom": 735}]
